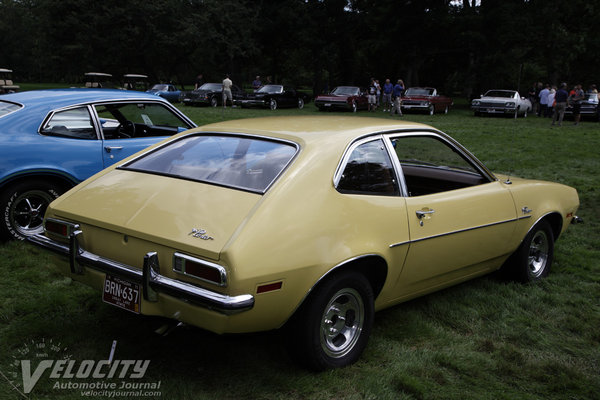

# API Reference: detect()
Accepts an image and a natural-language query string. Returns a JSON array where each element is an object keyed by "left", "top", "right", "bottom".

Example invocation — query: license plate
[
  {"left": 324, "top": 103, "right": 331, "bottom": 107},
  {"left": 103, "top": 275, "right": 141, "bottom": 314}
]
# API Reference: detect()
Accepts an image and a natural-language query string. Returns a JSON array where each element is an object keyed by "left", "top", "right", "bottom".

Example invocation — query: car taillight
[
  {"left": 44, "top": 218, "right": 79, "bottom": 239},
  {"left": 172, "top": 252, "right": 227, "bottom": 286}
]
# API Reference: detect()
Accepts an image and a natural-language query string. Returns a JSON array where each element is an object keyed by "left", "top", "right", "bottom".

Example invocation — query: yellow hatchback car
[{"left": 29, "top": 116, "right": 580, "bottom": 370}]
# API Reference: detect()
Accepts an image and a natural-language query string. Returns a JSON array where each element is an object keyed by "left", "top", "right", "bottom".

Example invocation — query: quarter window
[
  {"left": 41, "top": 107, "right": 96, "bottom": 139},
  {"left": 337, "top": 139, "right": 398, "bottom": 196}
]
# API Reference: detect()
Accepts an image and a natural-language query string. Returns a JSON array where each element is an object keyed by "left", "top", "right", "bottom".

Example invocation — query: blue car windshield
[{"left": 120, "top": 134, "right": 297, "bottom": 193}]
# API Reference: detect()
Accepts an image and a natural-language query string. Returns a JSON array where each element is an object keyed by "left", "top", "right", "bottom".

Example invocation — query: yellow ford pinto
[{"left": 29, "top": 116, "right": 580, "bottom": 370}]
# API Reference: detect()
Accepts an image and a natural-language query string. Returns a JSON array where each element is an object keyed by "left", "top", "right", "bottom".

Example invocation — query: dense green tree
[{"left": 0, "top": 0, "right": 597, "bottom": 95}]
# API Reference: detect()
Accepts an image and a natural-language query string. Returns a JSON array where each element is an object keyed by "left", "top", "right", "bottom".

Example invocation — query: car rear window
[
  {"left": 0, "top": 101, "right": 22, "bottom": 117},
  {"left": 120, "top": 134, "right": 297, "bottom": 193}
]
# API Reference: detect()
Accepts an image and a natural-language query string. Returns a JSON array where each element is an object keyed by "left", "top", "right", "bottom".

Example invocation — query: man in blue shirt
[
  {"left": 390, "top": 79, "right": 405, "bottom": 116},
  {"left": 551, "top": 83, "right": 569, "bottom": 126},
  {"left": 382, "top": 79, "right": 393, "bottom": 112}
]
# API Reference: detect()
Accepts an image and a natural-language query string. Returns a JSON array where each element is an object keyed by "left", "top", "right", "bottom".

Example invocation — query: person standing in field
[
  {"left": 551, "top": 83, "right": 569, "bottom": 127},
  {"left": 223, "top": 74, "right": 233, "bottom": 108},
  {"left": 390, "top": 79, "right": 404, "bottom": 116},
  {"left": 382, "top": 79, "right": 393, "bottom": 112}
]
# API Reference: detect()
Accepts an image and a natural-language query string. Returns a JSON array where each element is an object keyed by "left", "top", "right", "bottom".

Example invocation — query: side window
[
  {"left": 337, "top": 139, "right": 398, "bottom": 196},
  {"left": 391, "top": 135, "right": 488, "bottom": 196},
  {"left": 41, "top": 107, "right": 96, "bottom": 139},
  {"left": 95, "top": 103, "right": 189, "bottom": 139}
]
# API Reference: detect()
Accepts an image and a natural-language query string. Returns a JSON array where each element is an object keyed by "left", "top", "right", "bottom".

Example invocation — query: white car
[{"left": 471, "top": 90, "right": 532, "bottom": 117}]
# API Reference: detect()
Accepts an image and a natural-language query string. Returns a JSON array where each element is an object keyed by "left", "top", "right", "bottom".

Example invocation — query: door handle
[
  {"left": 416, "top": 209, "right": 435, "bottom": 226},
  {"left": 416, "top": 209, "right": 435, "bottom": 219},
  {"left": 104, "top": 146, "right": 123, "bottom": 153}
]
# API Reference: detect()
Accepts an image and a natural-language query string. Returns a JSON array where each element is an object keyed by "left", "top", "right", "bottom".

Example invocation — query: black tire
[
  {"left": 443, "top": 105, "right": 449, "bottom": 114},
  {"left": 351, "top": 101, "right": 357, "bottom": 113},
  {"left": 505, "top": 220, "right": 554, "bottom": 283},
  {"left": 210, "top": 96, "right": 218, "bottom": 107},
  {"left": 298, "top": 98, "right": 305, "bottom": 109},
  {"left": 0, "top": 180, "right": 63, "bottom": 240},
  {"left": 428, "top": 104, "right": 435, "bottom": 115},
  {"left": 287, "top": 271, "right": 374, "bottom": 370},
  {"left": 269, "top": 98, "right": 278, "bottom": 110}
]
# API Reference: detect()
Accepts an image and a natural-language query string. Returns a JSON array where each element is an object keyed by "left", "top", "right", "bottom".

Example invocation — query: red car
[
  {"left": 401, "top": 87, "right": 453, "bottom": 115},
  {"left": 314, "top": 86, "right": 368, "bottom": 112}
]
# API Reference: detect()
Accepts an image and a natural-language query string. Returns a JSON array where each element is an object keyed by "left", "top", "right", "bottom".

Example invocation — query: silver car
[{"left": 471, "top": 90, "right": 532, "bottom": 117}]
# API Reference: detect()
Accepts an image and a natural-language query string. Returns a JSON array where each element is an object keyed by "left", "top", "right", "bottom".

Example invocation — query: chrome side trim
[
  {"left": 389, "top": 241, "right": 410, "bottom": 249},
  {"left": 27, "top": 233, "right": 253, "bottom": 314},
  {"left": 410, "top": 217, "right": 522, "bottom": 244}
]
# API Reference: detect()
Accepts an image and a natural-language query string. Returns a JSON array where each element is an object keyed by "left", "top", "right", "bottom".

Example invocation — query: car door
[
  {"left": 94, "top": 102, "right": 193, "bottom": 168},
  {"left": 386, "top": 133, "right": 517, "bottom": 296}
]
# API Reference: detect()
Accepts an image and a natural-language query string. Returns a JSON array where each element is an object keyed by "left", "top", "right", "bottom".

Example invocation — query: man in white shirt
[
  {"left": 223, "top": 75, "right": 233, "bottom": 108},
  {"left": 538, "top": 83, "right": 550, "bottom": 117}
]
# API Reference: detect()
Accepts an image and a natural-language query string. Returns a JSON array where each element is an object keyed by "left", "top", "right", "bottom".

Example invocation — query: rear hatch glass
[{"left": 120, "top": 134, "right": 298, "bottom": 193}]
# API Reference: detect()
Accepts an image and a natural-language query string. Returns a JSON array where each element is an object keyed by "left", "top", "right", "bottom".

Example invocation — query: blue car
[
  {"left": 0, "top": 89, "right": 196, "bottom": 240},
  {"left": 146, "top": 84, "right": 181, "bottom": 103}
]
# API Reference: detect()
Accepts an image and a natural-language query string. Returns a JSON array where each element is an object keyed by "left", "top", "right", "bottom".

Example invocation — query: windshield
[
  {"left": 0, "top": 101, "right": 22, "bottom": 117},
  {"left": 120, "top": 135, "right": 297, "bottom": 193},
  {"left": 150, "top": 84, "right": 169, "bottom": 91},
  {"left": 405, "top": 88, "right": 435, "bottom": 96},
  {"left": 257, "top": 85, "right": 283, "bottom": 94},
  {"left": 484, "top": 90, "right": 516, "bottom": 98},
  {"left": 198, "top": 83, "right": 222, "bottom": 91},
  {"left": 331, "top": 86, "right": 360, "bottom": 96}
]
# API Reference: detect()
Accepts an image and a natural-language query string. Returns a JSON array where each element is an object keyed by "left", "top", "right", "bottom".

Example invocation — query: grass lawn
[{"left": 0, "top": 103, "right": 598, "bottom": 399}]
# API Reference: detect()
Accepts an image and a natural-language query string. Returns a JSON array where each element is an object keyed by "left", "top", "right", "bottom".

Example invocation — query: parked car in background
[
  {"left": 0, "top": 89, "right": 196, "bottom": 240},
  {"left": 471, "top": 90, "right": 532, "bottom": 117},
  {"left": 238, "top": 84, "right": 309, "bottom": 110},
  {"left": 122, "top": 74, "right": 149, "bottom": 91},
  {"left": 401, "top": 87, "right": 453, "bottom": 115},
  {"left": 314, "top": 86, "right": 368, "bottom": 112},
  {"left": 565, "top": 92, "right": 599, "bottom": 121},
  {"left": 180, "top": 82, "right": 246, "bottom": 107},
  {"left": 147, "top": 84, "right": 181, "bottom": 103},
  {"left": 0, "top": 68, "right": 19, "bottom": 94},
  {"left": 83, "top": 72, "right": 114, "bottom": 88},
  {"left": 29, "top": 116, "right": 580, "bottom": 370}
]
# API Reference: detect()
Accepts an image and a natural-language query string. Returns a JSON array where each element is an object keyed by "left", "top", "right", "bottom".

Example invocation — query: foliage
[
  {"left": 0, "top": 0, "right": 597, "bottom": 95},
  {"left": 0, "top": 107, "right": 598, "bottom": 399}
]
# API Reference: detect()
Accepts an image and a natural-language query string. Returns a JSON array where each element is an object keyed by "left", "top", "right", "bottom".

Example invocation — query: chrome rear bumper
[{"left": 27, "top": 232, "right": 254, "bottom": 314}]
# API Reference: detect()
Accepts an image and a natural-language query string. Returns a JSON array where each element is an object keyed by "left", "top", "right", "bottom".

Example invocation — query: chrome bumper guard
[
  {"left": 27, "top": 232, "right": 254, "bottom": 315},
  {"left": 571, "top": 215, "right": 584, "bottom": 224}
]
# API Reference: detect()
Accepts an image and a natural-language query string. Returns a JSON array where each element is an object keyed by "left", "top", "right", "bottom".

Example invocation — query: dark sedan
[
  {"left": 565, "top": 92, "right": 599, "bottom": 121},
  {"left": 314, "top": 86, "right": 368, "bottom": 112},
  {"left": 238, "top": 84, "right": 309, "bottom": 110},
  {"left": 401, "top": 87, "right": 453, "bottom": 115},
  {"left": 180, "top": 83, "right": 246, "bottom": 107}
]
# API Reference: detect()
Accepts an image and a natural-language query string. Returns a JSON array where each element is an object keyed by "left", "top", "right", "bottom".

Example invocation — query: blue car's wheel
[{"left": 0, "top": 180, "right": 63, "bottom": 240}]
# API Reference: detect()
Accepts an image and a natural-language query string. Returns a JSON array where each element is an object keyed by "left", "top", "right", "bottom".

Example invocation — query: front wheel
[
  {"left": 351, "top": 101, "right": 357, "bottom": 113},
  {"left": 210, "top": 96, "right": 218, "bottom": 107},
  {"left": 0, "top": 180, "right": 63, "bottom": 240},
  {"left": 269, "top": 99, "right": 278, "bottom": 110},
  {"left": 504, "top": 220, "right": 554, "bottom": 283},
  {"left": 428, "top": 104, "right": 435, "bottom": 115},
  {"left": 297, "top": 98, "right": 304, "bottom": 109},
  {"left": 287, "top": 271, "right": 374, "bottom": 370}
]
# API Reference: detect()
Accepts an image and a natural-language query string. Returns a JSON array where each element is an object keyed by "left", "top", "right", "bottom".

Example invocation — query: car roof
[
  {"left": 194, "top": 116, "right": 432, "bottom": 146},
  {"left": 1, "top": 88, "right": 168, "bottom": 108}
]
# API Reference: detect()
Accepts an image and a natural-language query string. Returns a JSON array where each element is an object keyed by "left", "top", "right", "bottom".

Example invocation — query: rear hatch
[{"left": 50, "top": 169, "right": 262, "bottom": 261}]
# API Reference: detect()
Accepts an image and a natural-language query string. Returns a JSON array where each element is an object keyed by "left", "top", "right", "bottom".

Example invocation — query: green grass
[{"left": 1, "top": 105, "right": 598, "bottom": 400}]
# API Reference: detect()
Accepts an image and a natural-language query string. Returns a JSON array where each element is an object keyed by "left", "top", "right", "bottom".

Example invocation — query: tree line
[{"left": 0, "top": 0, "right": 597, "bottom": 97}]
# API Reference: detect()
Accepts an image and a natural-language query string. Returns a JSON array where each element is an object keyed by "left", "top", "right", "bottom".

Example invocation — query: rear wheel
[
  {"left": 210, "top": 96, "right": 218, "bottom": 107},
  {"left": 287, "top": 271, "right": 374, "bottom": 370},
  {"left": 0, "top": 180, "right": 63, "bottom": 240}
]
